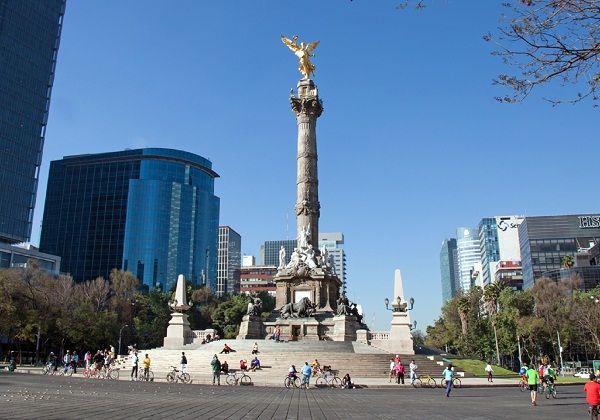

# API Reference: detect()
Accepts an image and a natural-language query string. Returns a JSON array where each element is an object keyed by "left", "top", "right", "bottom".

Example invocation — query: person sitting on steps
[{"left": 220, "top": 343, "right": 235, "bottom": 354}]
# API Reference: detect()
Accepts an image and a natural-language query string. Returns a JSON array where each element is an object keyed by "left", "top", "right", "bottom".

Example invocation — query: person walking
[
  {"left": 211, "top": 354, "right": 221, "bottom": 385},
  {"left": 442, "top": 364, "right": 454, "bottom": 397},
  {"left": 485, "top": 362, "right": 494, "bottom": 383},
  {"left": 180, "top": 352, "right": 187, "bottom": 373},
  {"left": 409, "top": 359, "right": 418, "bottom": 385},
  {"left": 84, "top": 351, "right": 91, "bottom": 370},
  {"left": 130, "top": 351, "right": 139, "bottom": 381},
  {"left": 395, "top": 361, "right": 405, "bottom": 384},
  {"left": 526, "top": 363, "right": 540, "bottom": 406}
]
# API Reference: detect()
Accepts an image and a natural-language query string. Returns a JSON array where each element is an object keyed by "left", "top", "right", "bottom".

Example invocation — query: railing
[
  {"left": 191, "top": 329, "right": 216, "bottom": 341},
  {"left": 368, "top": 331, "right": 390, "bottom": 340}
]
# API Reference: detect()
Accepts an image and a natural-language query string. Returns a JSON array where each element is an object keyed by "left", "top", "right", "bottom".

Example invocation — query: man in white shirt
[
  {"left": 409, "top": 360, "right": 418, "bottom": 384},
  {"left": 485, "top": 362, "right": 494, "bottom": 382}
]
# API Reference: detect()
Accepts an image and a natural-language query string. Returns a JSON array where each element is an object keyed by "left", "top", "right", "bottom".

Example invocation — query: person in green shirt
[
  {"left": 211, "top": 354, "right": 221, "bottom": 386},
  {"left": 526, "top": 366, "right": 540, "bottom": 406}
]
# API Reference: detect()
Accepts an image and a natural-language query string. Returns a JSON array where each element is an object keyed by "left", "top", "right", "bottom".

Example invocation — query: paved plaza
[{"left": 0, "top": 372, "right": 589, "bottom": 419}]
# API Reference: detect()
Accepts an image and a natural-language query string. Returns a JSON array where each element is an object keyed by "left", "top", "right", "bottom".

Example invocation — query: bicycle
[
  {"left": 42, "top": 363, "right": 58, "bottom": 375},
  {"left": 315, "top": 369, "right": 342, "bottom": 388},
  {"left": 589, "top": 404, "right": 599, "bottom": 420},
  {"left": 138, "top": 369, "right": 154, "bottom": 382},
  {"left": 542, "top": 381, "right": 557, "bottom": 399},
  {"left": 226, "top": 370, "right": 252, "bottom": 386},
  {"left": 104, "top": 366, "right": 120, "bottom": 380},
  {"left": 166, "top": 366, "right": 191, "bottom": 384},
  {"left": 284, "top": 375, "right": 301, "bottom": 388},
  {"left": 518, "top": 377, "right": 527, "bottom": 392},
  {"left": 412, "top": 374, "right": 437, "bottom": 388},
  {"left": 59, "top": 364, "right": 74, "bottom": 377},
  {"left": 441, "top": 377, "right": 462, "bottom": 388}
]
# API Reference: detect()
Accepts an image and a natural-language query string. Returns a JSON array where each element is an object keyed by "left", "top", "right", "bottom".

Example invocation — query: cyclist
[
  {"left": 48, "top": 352, "right": 58, "bottom": 372},
  {"left": 8, "top": 351, "right": 16, "bottom": 372},
  {"left": 288, "top": 364, "right": 298, "bottom": 379},
  {"left": 93, "top": 350, "right": 104, "bottom": 373},
  {"left": 301, "top": 362, "right": 312, "bottom": 388},
  {"left": 544, "top": 364, "right": 556, "bottom": 387},
  {"left": 519, "top": 363, "right": 528, "bottom": 380},
  {"left": 585, "top": 374, "right": 600, "bottom": 420}
]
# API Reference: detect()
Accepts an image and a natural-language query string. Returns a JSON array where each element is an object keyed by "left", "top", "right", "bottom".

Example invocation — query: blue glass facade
[
  {"left": 0, "top": 0, "right": 65, "bottom": 243},
  {"left": 439, "top": 238, "right": 458, "bottom": 303},
  {"left": 40, "top": 149, "right": 220, "bottom": 291},
  {"left": 479, "top": 218, "right": 500, "bottom": 287}
]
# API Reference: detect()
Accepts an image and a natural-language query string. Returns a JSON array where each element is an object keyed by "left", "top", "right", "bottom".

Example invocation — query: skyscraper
[
  {"left": 0, "top": 0, "right": 65, "bottom": 243},
  {"left": 318, "top": 232, "right": 347, "bottom": 293},
  {"left": 40, "top": 148, "right": 220, "bottom": 290},
  {"left": 456, "top": 227, "right": 481, "bottom": 293},
  {"left": 439, "top": 238, "right": 459, "bottom": 303},
  {"left": 217, "top": 226, "right": 241, "bottom": 296}
]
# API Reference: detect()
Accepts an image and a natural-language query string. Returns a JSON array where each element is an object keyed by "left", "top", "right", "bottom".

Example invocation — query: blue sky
[{"left": 33, "top": 1, "right": 599, "bottom": 331}]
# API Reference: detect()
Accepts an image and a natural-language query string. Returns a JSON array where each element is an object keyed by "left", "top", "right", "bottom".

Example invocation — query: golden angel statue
[{"left": 281, "top": 35, "right": 319, "bottom": 79}]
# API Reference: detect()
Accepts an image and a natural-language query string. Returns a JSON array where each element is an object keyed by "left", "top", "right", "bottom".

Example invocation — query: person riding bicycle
[
  {"left": 519, "top": 363, "right": 528, "bottom": 381},
  {"left": 8, "top": 351, "right": 16, "bottom": 372},
  {"left": 48, "top": 352, "right": 58, "bottom": 372},
  {"left": 93, "top": 350, "right": 104, "bottom": 372},
  {"left": 288, "top": 364, "right": 298, "bottom": 379},
  {"left": 543, "top": 364, "right": 556, "bottom": 386},
  {"left": 585, "top": 374, "right": 600, "bottom": 419}
]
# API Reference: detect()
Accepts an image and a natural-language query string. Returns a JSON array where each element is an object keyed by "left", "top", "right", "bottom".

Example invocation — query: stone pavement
[{"left": 0, "top": 371, "right": 588, "bottom": 419}]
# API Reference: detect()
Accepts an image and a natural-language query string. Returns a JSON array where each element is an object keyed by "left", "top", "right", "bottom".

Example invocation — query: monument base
[
  {"left": 237, "top": 315, "right": 265, "bottom": 340},
  {"left": 263, "top": 312, "right": 361, "bottom": 342},
  {"left": 163, "top": 312, "right": 193, "bottom": 349}
]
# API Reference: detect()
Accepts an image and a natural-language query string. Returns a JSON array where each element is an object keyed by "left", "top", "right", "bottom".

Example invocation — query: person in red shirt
[{"left": 584, "top": 374, "right": 600, "bottom": 419}]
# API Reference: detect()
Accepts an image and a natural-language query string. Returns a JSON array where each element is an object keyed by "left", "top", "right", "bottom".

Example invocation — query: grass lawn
[{"left": 446, "top": 359, "right": 517, "bottom": 377}]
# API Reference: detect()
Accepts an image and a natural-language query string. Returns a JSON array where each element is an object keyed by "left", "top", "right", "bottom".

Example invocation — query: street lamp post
[{"left": 118, "top": 324, "right": 129, "bottom": 356}]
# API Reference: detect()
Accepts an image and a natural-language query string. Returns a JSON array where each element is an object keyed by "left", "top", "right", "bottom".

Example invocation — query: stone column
[{"left": 291, "top": 79, "right": 323, "bottom": 247}]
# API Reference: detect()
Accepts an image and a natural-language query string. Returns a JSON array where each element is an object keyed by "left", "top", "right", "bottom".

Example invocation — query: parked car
[{"left": 573, "top": 367, "right": 592, "bottom": 378}]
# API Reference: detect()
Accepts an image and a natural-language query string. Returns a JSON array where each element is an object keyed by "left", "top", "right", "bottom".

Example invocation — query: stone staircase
[{"left": 116, "top": 340, "right": 446, "bottom": 385}]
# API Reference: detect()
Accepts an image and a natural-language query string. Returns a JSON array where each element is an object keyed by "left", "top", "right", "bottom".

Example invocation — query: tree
[
  {"left": 457, "top": 296, "right": 470, "bottom": 336},
  {"left": 489, "top": 0, "right": 600, "bottom": 106},
  {"left": 561, "top": 255, "right": 575, "bottom": 269}
]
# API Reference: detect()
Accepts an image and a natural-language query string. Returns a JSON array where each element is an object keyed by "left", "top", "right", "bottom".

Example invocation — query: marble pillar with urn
[{"left": 387, "top": 269, "right": 415, "bottom": 354}]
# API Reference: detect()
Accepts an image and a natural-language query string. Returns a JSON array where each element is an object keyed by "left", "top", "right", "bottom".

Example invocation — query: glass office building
[
  {"left": 478, "top": 218, "right": 500, "bottom": 287},
  {"left": 519, "top": 214, "right": 600, "bottom": 289},
  {"left": 0, "top": 0, "right": 65, "bottom": 243},
  {"left": 318, "top": 232, "right": 347, "bottom": 294},
  {"left": 456, "top": 227, "right": 481, "bottom": 293},
  {"left": 439, "top": 238, "right": 459, "bottom": 303},
  {"left": 261, "top": 239, "right": 297, "bottom": 266},
  {"left": 40, "top": 149, "right": 220, "bottom": 291}
]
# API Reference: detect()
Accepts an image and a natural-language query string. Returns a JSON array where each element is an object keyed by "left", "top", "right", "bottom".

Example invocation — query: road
[{"left": 0, "top": 372, "right": 589, "bottom": 419}]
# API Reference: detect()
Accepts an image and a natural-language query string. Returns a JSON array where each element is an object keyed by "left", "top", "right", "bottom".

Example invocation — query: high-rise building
[
  {"left": 495, "top": 260, "right": 523, "bottom": 291},
  {"left": 318, "top": 232, "right": 347, "bottom": 293},
  {"left": 456, "top": 227, "right": 481, "bottom": 293},
  {"left": 39, "top": 148, "right": 220, "bottom": 290},
  {"left": 261, "top": 240, "right": 296, "bottom": 266},
  {"left": 479, "top": 216, "right": 523, "bottom": 286},
  {"left": 0, "top": 0, "right": 65, "bottom": 243},
  {"left": 519, "top": 214, "right": 600, "bottom": 289},
  {"left": 217, "top": 226, "right": 241, "bottom": 296},
  {"left": 439, "top": 238, "right": 459, "bottom": 303}
]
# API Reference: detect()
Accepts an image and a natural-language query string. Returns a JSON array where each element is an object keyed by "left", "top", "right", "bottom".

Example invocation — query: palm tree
[
  {"left": 483, "top": 281, "right": 505, "bottom": 365},
  {"left": 561, "top": 255, "right": 574, "bottom": 269},
  {"left": 457, "top": 296, "right": 470, "bottom": 336}
]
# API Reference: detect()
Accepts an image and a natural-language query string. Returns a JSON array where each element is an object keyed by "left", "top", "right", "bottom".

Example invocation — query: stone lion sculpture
[{"left": 279, "top": 297, "right": 315, "bottom": 319}]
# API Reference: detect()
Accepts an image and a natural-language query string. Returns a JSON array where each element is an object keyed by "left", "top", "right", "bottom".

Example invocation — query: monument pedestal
[
  {"left": 237, "top": 315, "right": 264, "bottom": 340},
  {"left": 332, "top": 315, "right": 359, "bottom": 341},
  {"left": 163, "top": 312, "right": 193, "bottom": 349},
  {"left": 389, "top": 311, "right": 414, "bottom": 355}
]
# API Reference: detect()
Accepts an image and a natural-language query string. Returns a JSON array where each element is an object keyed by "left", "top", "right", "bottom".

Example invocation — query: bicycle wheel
[
  {"left": 42, "top": 366, "right": 49, "bottom": 375},
  {"left": 316, "top": 377, "right": 327, "bottom": 387},
  {"left": 240, "top": 375, "right": 252, "bottom": 386},
  {"left": 181, "top": 373, "right": 191, "bottom": 384},
  {"left": 331, "top": 377, "right": 342, "bottom": 388},
  {"left": 292, "top": 377, "right": 301, "bottom": 388},
  {"left": 519, "top": 380, "right": 526, "bottom": 392},
  {"left": 166, "top": 372, "right": 176, "bottom": 383},
  {"left": 412, "top": 378, "right": 422, "bottom": 388},
  {"left": 109, "top": 369, "right": 120, "bottom": 380},
  {"left": 453, "top": 378, "right": 461, "bottom": 388},
  {"left": 226, "top": 374, "right": 237, "bottom": 385},
  {"left": 147, "top": 371, "right": 154, "bottom": 382},
  {"left": 426, "top": 378, "right": 437, "bottom": 389},
  {"left": 284, "top": 377, "right": 292, "bottom": 388},
  {"left": 551, "top": 385, "right": 557, "bottom": 399}
]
